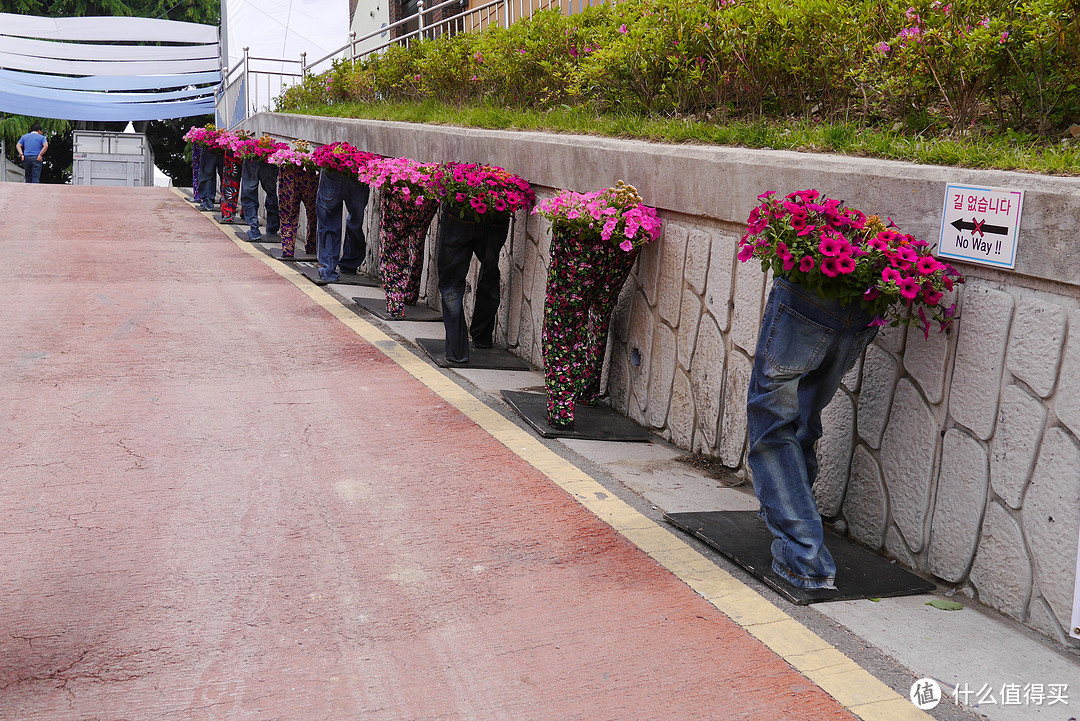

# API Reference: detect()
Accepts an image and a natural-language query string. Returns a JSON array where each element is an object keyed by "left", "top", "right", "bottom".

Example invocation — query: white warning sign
[{"left": 938, "top": 184, "right": 1024, "bottom": 269}]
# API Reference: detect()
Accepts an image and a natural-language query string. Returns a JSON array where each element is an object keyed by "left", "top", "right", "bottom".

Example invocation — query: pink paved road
[{"left": 0, "top": 185, "right": 854, "bottom": 720}]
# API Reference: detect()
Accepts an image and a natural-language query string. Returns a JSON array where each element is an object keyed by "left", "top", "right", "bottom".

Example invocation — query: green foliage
[
  {"left": 279, "top": 0, "right": 1079, "bottom": 151},
  {"left": 2, "top": 0, "right": 218, "bottom": 22}
]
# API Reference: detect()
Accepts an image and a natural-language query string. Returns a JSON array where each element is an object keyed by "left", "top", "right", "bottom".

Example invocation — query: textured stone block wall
[
  {"left": 492, "top": 190, "right": 1080, "bottom": 649},
  {"left": 243, "top": 112, "right": 1080, "bottom": 648}
]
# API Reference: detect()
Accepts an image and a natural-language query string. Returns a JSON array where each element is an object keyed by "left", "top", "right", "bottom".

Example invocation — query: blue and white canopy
[{"left": 0, "top": 12, "right": 220, "bottom": 121}]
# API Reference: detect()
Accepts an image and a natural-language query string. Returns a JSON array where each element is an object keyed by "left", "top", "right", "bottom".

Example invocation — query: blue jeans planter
[
  {"left": 746, "top": 277, "right": 877, "bottom": 590},
  {"left": 197, "top": 148, "right": 223, "bottom": 210},
  {"left": 240, "top": 159, "right": 280, "bottom": 239},
  {"left": 436, "top": 209, "right": 510, "bottom": 363},
  {"left": 315, "top": 169, "right": 370, "bottom": 282}
]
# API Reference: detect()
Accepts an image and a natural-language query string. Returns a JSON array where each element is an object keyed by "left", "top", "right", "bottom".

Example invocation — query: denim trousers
[
  {"left": 22, "top": 158, "right": 42, "bottom": 183},
  {"left": 315, "top": 170, "right": 369, "bottom": 282},
  {"left": 240, "top": 160, "right": 280, "bottom": 236},
  {"left": 747, "top": 277, "right": 877, "bottom": 589},
  {"left": 197, "top": 149, "right": 223, "bottom": 209},
  {"left": 436, "top": 210, "right": 510, "bottom": 363}
]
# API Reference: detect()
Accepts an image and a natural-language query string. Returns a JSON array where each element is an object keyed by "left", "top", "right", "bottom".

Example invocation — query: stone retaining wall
[{"left": 243, "top": 112, "right": 1080, "bottom": 648}]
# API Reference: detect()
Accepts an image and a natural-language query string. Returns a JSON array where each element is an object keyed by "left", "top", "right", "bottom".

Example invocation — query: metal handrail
[
  {"left": 218, "top": 0, "right": 610, "bottom": 125},
  {"left": 344, "top": 0, "right": 505, "bottom": 60}
]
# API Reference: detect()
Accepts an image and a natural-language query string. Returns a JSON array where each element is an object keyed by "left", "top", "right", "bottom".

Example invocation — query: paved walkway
[{"left": 1, "top": 184, "right": 903, "bottom": 720}]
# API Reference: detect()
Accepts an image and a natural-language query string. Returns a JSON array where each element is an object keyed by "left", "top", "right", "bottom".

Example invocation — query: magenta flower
[
  {"left": 915, "top": 255, "right": 943, "bottom": 275},
  {"left": 882, "top": 267, "right": 902, "bottom": 284},
  {"left": 618, "top": 23, "right": 628, "bottom": 34},
  {"left": 819, "top": 235, "right": 845, "bottom": 256},
  {"left": 799, "top": 255, "right": 815, "bottom": 272},
  {"left": 821, "top": 257, "right": 841, "bottom": 277},
  {"left": 874, "top": 41, "right": 891, "bottom": 55},
  {"left": 738, "top": 244, "right": 755, "bottom": 262},
  {"left": 898, "top": 276, "right": 921, "bottom": 299},
  {"left": 835, "top": 255, "right": 857, "bottom": 274},
  {"left": 790, "top": 210, "right": 808, "bottom": 231}
]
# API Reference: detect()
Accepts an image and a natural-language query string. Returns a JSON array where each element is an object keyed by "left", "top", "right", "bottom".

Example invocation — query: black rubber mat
[
  {"left": 501, "top": 390, "right": 655, "bottom": 442},
  {"left": 664, "top": 510, "right": 936, "bottom": 605},
  {"left": 234, "top": 229, "right": 263, "bottom": 243},
  {"left": 354, "top": 296, "right": 442, "bottom": 322},
  {"left": 269, "top": 249, "right": 316, "bottom": 262},
  {"left": 416, "top": 337, "right": 530, "bottom": 370},
  {"left": 296, "top": 264, "right": 380, "bottom": 287}
]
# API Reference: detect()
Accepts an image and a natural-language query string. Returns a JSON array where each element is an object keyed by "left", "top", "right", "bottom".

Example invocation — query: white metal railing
[{"left": 216, "top": 0, "right": 608, "bottom": 127}]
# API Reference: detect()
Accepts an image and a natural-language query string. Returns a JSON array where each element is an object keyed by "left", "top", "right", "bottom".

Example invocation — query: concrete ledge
[{"left": 250, "top": 112, "right": 1080, "bottom": 287}]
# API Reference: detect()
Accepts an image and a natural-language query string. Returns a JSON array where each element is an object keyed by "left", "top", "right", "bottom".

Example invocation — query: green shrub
[{"left": 277, "top": 0, "right": 1080, "bottom": 140}]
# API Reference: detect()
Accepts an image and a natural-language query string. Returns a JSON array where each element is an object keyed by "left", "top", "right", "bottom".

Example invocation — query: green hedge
[{"left": 278, "top": 0, "right": 1079, "bottom": 138}]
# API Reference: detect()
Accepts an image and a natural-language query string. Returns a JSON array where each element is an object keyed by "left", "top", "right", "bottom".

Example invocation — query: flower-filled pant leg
[
  {"left": 298, "top": 170, "right": 319, "bottom": 255},
  {"left": 578, "top": 245, "right": 637, "bottom": 406},
  {"left": 220, "top": 151, "right": 242, "bottom": 221},
  {"left": 543, "top": 230, "right": 638, "bottom": 429},
  {"left": 379, "top": 191, "right": 438, "bottom": 317},
  {"left": 191, "top": 145, "right": 202, "bottom": 203},
  {"left": 277, "top": 166, "right": 300, "bottom": 257}
]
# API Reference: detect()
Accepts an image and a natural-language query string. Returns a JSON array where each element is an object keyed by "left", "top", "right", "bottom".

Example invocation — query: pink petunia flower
[
  {"left": 799, "top": 255, "right": 815, "bottom": 272},
  {"left": 898, "top": 276, "right": 921, "bottom": 299}
]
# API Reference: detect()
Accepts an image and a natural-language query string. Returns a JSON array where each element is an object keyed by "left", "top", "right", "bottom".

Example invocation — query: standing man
[{"left": 16, "top": 123, "right": 48, "bottom": 184}]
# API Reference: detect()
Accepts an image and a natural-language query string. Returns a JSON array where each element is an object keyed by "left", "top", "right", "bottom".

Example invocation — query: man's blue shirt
[{"left": 19, "top": 132, "right": 46, "bottom": 158}]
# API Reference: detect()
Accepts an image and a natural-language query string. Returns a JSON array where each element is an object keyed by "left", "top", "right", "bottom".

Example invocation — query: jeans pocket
[{"left": 762, "top": 302, "right": 834, "bottom": 376}]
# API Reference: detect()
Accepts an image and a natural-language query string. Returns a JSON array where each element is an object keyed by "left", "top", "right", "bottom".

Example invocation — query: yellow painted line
[{"left": 180, "top": 186, "right": 930, "bottom": 720}]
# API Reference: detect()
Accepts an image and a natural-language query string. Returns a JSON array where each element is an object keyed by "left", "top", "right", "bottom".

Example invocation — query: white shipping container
[{"left": 72, "top": 131, "right": 154, "bottom": 187}]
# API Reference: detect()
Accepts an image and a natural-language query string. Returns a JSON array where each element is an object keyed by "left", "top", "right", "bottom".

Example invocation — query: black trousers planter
[
  {"left": 436, "top": 209, "right": 511, "bottom": 363},
  {"left": 542, "top": 228, "right": 638, "bottom": 429}
]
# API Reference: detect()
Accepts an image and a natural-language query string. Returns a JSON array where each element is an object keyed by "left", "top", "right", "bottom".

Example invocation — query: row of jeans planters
[
  {"left": 194, "top": 152, "right": 436, "bottom": 317},
  {"left": 194, "top": 149, "right": 636, "bottom": 438}
]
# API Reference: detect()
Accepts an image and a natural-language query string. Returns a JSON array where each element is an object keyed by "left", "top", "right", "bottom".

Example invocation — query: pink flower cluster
[
  {"left": 534, "top": 185, "right": 662, "bottom": 252},
  {"left": 266, "top": 146, "right": 318, "bottom": 173},
  {"left": 432, "top": 162, "right": 535, "bottom": 222},
  {"left": 227, "top": 134, "right": 288, "bottom": 162},
  {"left": 183, "top": 124, "right": 222, "bottom": 148},
  {"left": 311, "top": 141, "right": 382, "bottom": 178},
  {"left": 360, "top": 156, "right": 439, "bottom": 207},
  {"left": 739, "top": 189, "right": 964, "bottom": 337}
]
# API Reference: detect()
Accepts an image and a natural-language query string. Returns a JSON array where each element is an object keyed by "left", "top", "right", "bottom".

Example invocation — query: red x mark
[{"left": 971, "top": 217, "right": 985, "bottom": 236}]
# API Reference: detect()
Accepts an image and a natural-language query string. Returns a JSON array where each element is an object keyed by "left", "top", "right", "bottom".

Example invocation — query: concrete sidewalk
[{"left": 0, "top": 185, "right": 1075, "bottom": 720}]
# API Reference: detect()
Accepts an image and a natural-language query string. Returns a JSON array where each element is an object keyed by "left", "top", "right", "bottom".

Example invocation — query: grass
[{"left": 286, "top": 99, "right": 1080, "bottom": 176}]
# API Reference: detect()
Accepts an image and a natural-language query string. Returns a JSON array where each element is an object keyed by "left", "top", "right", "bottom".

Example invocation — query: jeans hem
[{"left": 771, "top": 559, "right": 837, "bottom": 590}]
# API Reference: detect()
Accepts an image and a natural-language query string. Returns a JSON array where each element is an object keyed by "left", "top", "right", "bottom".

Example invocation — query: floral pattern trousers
[
  {"left": 277, "top": 166, "right": 319, "bottom": 257},
  {"left": 378, "top": 191, "right": 438, "bottom": 317},
  {"left": 191, "top": 145, "right": 202, "bottom": 203},
  {"left": 542, "top": 228, "right": 638, "bottom": 429},
  {"left": 220, "top": 151, "right": 242, "bottom": 221}
]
